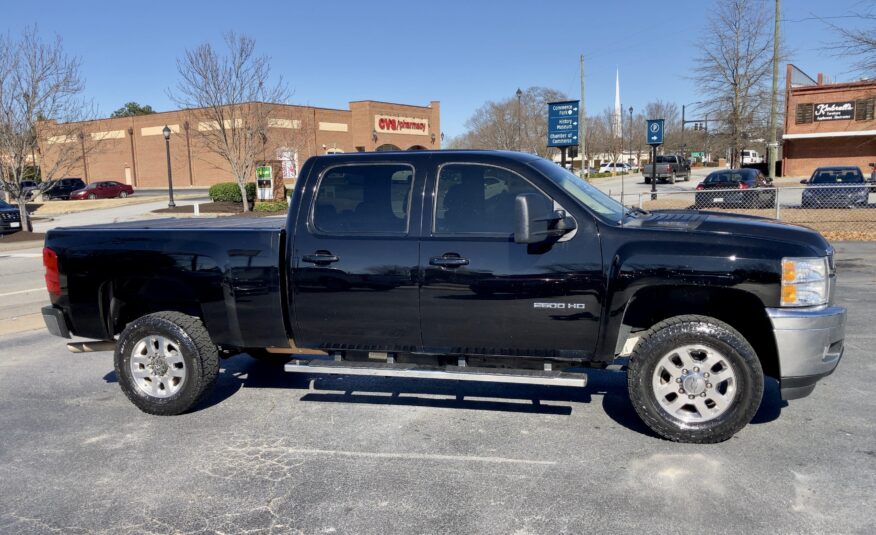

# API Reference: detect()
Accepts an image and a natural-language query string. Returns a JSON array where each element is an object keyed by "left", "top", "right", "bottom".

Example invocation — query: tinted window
[
  {"left": 0, "top": 200, "right": 10, "bottom": 208},
  {"left": 312, "top": 164, "right": 413, "bottom": 234},
  {"left": 704, "top": 170, "right": 755, "bottom": 184},
  {"left": 811, "top": 169, "right": 864, "bottom": 184},
  {"left": 655, "top": 156, "right": 675, "bottom": 163},
  {"left": 435, "top": 164, "right": 550, "bottom": 235}
]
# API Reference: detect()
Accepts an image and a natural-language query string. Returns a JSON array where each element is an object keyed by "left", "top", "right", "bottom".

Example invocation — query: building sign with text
[
  {"left": 374, "top": 115, "right": 429, "bottom": 135},
  {"left": 815, "top": 101, "right": 855, "bottom": 121}
]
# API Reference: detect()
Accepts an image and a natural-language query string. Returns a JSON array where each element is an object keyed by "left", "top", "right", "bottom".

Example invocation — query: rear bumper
[
  {"left": 42, "top": 305, "right": 71, "bottom": 339},
  {"left": 766, "top": 306, "right": 846, "bottom": 400}
]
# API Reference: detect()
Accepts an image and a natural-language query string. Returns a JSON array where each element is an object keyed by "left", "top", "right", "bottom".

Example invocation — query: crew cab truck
[
  {"left": 41, "top": 150, "right": 846, "bottom": 443},
  {"left": 643, "top": 154, "right": 691, "bottom": 184}
]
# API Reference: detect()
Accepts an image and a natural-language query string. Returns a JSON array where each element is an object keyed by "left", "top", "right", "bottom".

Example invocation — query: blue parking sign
[{"left": 646, "top": 119, "right": 664, "bottom": 145}]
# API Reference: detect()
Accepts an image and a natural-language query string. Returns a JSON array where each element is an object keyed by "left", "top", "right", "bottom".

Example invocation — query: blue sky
[{"left": 2, "top": 0, "right": 871, "bottom": 137}]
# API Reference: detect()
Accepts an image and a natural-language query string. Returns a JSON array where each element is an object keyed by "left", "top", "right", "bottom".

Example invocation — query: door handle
[
  {"left": 302, "top": 252, "right": 340, "bottom": 265},
  {"left": 429, "top": 255, "right": 469, "bottom": 268}
]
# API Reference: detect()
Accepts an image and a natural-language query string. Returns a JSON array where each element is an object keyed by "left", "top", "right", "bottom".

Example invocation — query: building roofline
[
  {"left": 790, "top": 79, "right": 876, "bottom": 93},
  {"left": 348, "top": 100, "right": 436, "bottom": 109}
]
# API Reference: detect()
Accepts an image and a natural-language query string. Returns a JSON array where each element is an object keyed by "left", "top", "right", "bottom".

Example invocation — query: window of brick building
[
  {"left": 795, "top": 103, "right": 814, "bottom": 124},
  {"left": 854, "top": 98, "right": 875, "bottom": 121}
]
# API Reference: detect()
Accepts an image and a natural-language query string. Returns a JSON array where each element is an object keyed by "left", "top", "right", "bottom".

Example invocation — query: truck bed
[{"left": 45, "top": 216, "right": 290, "bottom": 348}]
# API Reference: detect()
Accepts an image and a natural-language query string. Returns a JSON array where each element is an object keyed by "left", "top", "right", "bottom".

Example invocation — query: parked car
[
  {"left": 599, "top": 162, "right": 632, "bottom": 173},
  {"left": 43, "top": 150, "right": 846, "bottom": 444},
  {"left": 801, "top": 166, "right": 869, "bottom": 209},
  {"left": 643, "top": 154, "right": 691, "bottom": 184},
  {"left": 43, "top": 178, "right": 86, "bottom": 200},
  {"left": 70, "top": 181, "right": 134, "bottom": 200},
  {"left": 695, "top": 168, "right": 775, "bottom": 209},
  {"left": 0, "top": 199, "right": 22, "bottom": 235},
  {"left": 20, "top": 180, "right": 40, "bottom": 200}
]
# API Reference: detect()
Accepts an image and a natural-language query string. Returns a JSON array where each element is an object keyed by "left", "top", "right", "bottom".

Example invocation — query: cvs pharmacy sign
[{"left": 374, "top": 115, "right": 429, "bottom": 135}]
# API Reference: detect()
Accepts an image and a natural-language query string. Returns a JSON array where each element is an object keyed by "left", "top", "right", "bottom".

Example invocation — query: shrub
[
  {"left": 254, "top": 201, "right": 289, "bottom": 212},
  {"left": 208, "top": 182, "right": 256, "bottom": 203}
]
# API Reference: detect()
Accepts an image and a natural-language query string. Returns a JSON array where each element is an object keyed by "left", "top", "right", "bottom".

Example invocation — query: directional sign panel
[
  {"left": 547, "top": 100, "right": 580, "bottom": 147},
  {"left": 646, "top": 119, "right": 664, "bottom": 146}
]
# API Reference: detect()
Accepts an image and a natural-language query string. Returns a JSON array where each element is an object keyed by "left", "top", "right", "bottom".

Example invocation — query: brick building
[
  {"left": 782, "top": 64, "right": 876, "bottom": 177},
  {"left": 38, "top": 100, "right": 441, "bottom": 188}
]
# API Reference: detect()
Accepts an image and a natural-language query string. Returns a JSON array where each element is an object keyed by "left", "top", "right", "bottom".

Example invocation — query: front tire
[
  {"left": 115, "top": 312, "right": 219, "bottom": 415},
  {"left": 88, "top": 193, "right": 96, "bottom": 200},
  {"left": 627, "top": 315, "right": 764, "bottom": 443}
]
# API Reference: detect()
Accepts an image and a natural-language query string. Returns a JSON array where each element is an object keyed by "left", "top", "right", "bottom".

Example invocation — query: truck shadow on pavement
[{"left": 115, "top": 355, "right": 781, "bottom": 438}]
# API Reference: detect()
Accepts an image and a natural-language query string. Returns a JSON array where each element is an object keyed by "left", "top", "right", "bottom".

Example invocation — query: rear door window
[{"left": 311, "top": 164, "right": 414, "bottom": 234}]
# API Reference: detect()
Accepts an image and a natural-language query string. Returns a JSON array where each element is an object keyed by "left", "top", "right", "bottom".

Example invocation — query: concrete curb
[{"left": 0, "top": 239, "right": 44, "bottom": 253}]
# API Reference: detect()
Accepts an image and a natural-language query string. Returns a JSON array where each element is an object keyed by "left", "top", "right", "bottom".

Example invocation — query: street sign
[
  {"left": 646, "top": 119, "right": 664, "bottom": 146},
  {"left": 547, "top": 100, "right": 580, "bottom": 147}
]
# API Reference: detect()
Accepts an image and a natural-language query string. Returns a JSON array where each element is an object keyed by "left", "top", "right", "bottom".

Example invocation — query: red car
[{"left": 70, "top": 181, "right": 135, "bottom": 200}]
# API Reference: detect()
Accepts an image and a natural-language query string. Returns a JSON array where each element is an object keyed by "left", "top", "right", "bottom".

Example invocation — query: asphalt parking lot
[{"left": 0, "top": 242, "right": 874, "bottom": 534}]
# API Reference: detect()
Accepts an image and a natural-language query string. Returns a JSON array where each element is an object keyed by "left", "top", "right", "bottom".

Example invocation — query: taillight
[
  {"left": 696, "top": 185, "right": 704, "bottom": 190},
  {"left": 739, "top": 182, "right": 749, "bottom": 189},
  {"left": 43, "top": 247, "right": 60, "bottom": 296}
]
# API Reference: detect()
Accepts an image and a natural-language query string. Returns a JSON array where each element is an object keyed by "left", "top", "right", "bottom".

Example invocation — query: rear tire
[
  {"left": 119, "top": 191, "right": 128, "bottom": 198},
  {"left": 115, "top": 312, "right": 219, "bottom": 415},
  {"left": 668, "top": 175, "right": 676, "bottom": 184},
  {"left": 627, "top": 315, "right": 764, "bottom": 443}
]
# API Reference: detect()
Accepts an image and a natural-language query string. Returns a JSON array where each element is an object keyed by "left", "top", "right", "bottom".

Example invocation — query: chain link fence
[{"left": 633, "top": 185, "right": 876, "bottom": 241}]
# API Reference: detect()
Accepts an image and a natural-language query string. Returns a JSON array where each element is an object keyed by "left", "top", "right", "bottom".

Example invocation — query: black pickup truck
[{"left": 41, "top": 150, "right": 846, "bottom": 443}]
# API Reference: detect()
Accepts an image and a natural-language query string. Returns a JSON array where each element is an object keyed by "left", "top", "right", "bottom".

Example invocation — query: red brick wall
[
  {"left": 783, "top": 71, "right": 876, "bottom": 177},
  {"left": 38, "top": 100, "right": 441, "bottom": 188}
]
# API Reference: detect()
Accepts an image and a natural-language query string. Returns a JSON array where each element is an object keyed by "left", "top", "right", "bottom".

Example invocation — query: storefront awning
[{"left": 783, "top": 130, "right": 876, "bottom": 140}]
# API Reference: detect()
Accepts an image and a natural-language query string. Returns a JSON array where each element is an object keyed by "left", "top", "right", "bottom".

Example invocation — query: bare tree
[
  {"left": 171, "top": 32, "right": 288, "bottom": 211},
  {"left": 450, "top": 87, "right": 568, "bottom": 158},
  {"left": 693, "top": 0, "right": 774, "bottom": 167},
  {"left": 828, "top": 2, "right": 876, "bottom": 76},
  {"left": 0, "top": 27, "right": 90, "bottom": 231}
]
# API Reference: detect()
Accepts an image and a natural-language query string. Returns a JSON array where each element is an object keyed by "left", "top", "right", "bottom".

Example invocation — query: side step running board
[{"left": 284, "top": 359, "right": 587, "bottom": 387}]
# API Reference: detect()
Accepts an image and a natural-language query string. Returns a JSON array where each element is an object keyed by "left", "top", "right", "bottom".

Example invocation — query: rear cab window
[{"left": 310, "top": 164, "right": 414, "bottom": 235}]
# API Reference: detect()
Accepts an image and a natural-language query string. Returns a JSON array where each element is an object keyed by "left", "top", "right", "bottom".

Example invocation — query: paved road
[
  {"left": 32, "top": 196, "right": 211, "bottom": 233},
  {"left": 590, "top": 169, "right": 840, "bottom": 209},
  {"left": 0, "top": 243, "right": 874, "bottom": 534}
]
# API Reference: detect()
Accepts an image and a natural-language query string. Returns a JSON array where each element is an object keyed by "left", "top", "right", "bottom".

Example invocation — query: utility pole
[
  {"left": 768, "top": 0, "right": 781, "bottom": 180},
  {"left": 681, "top": 104, "right": 686, "bottom": 159},
  {"left": 580, "top": 54, "right": 586, "bottom": 179}
]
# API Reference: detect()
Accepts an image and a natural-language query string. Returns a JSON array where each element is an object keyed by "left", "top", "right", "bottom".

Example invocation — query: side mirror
[
  {"left": 514, "top": 193, "right": 577, "bottom": 244},
  {"left": 800, "top": 179, "right": 809, "bottom": 185}
]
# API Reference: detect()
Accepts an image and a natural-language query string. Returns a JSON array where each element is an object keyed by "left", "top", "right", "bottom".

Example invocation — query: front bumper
[
  {"left": 766, "top": 305, "right": 846, "bottom": 400},
  {"left": 42, "top": 305, "right": 71, "bottom": 339}
]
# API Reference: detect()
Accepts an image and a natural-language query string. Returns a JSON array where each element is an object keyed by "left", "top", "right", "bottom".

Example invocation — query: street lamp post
[
  {"left": 162, "top": 125, "right": 176, "bottom": 209},
  {"left": 516, "top": 88, "right": 523, "bottom": 152},
  {"left": 626, "top": 106, "right": 633, "bottom": 207}
]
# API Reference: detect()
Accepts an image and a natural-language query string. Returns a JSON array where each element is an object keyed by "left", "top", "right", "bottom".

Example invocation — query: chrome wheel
[
  {"left": 129, "top": 336, "right": 187, "bottom": 398},
  {"left": 651, "top": 344, "right": 737, "bottom": 423}
]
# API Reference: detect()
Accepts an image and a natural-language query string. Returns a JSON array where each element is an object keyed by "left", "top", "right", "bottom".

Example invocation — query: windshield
[
  {"left": 529, "top": 159, "right": 626, "bottom": 222},
  {"left": 0, "top": 200, "right": 10, "bottom": 208},
  {"left": 811, "top": 169, "right": 863, "bottom": 184}
]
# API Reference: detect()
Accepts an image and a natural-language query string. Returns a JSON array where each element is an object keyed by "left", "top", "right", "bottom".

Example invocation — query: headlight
[{"left": 781, "top": 257, "right": 828, "bottom": 307}]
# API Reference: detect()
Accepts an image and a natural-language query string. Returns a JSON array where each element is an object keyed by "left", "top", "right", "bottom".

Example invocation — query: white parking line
[
  {"left": 0, "top": 287, "right": 45, "bottom": 297},
  {"left": 0, "top": 253, "right": 42, "bottom": 258}
]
